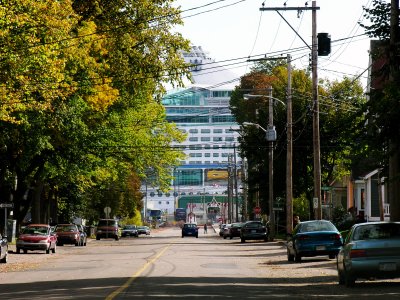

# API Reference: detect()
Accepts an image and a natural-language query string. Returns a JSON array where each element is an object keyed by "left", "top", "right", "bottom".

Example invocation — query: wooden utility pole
[
  {"left": 311, "top": 1, "right": 322, "bottom": 220},
  {"left": 268, "top": 88, "right": 275, "bottom": 240},
  {"left": 260, "top": 2, "right": 321, "bottom": 220},
  {"left": 389, "top": 0, "right": 400, "bottom": 221},
  {"left": 286, "top": 54, "right": 293, "bottom": 233}
]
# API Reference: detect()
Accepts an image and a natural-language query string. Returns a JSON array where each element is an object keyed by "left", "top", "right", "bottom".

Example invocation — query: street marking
[{"left": 106, "top": 244, "right": 171, "bottom": 300}]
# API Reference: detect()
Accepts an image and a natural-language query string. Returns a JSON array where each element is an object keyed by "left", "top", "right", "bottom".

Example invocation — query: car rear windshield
[
  {"left": 23, "top": 226, "right": 48, "bottom": 235},
  {"left": 245, "top": 222, "right": 263, "bottom": 229},
  {"left": 184, "top": 224, "right": 196, "bottom": 228},
  {"left": 56, "top": 225, "right": 77, "bottom": 232},
  {"left": 353, "top": 223, "right": 400, "bottom": 240},
  {"left": 98, "top": 220, "right": 118, "bottom": 227},
  {"left": 299, "top": 221, "right": 336, "bottom": 232}
]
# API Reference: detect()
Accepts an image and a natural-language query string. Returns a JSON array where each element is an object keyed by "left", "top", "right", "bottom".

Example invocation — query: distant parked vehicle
[
  {"left": 76, "top": 224, "right": 87, "bottom": 246},
  {"left": 228, "top": 223, "right": 243, "bottom": 239},
  {"left": 219, "top": 224, "right": 228, "bottom": 237},
  {"left": 137, "top": 226, "right": 150, "bottom": 235},
  {"left": 222, "top": 224, "right": 232, "bottom": 239},
  {"left": 122, "top": 225, "right": 139, "bottom": 237},
  {"left": 337, "top": 221, "right": 400, "bottom": 287},
  {"left": 96, "top": 219, "right": 120, "bottom": 241},
  {"left": 16, "top": 224, "right": 57, "bottom": 254},
  {"left": 287, "top": 220, "right": 343, "bottom": 262},
  {"left": 240, "top": 221, "right": 268, "bottom": 243},
  {"left": 0, "top": 233, "right": 8, "bottom": 263},
  {"left": 55, "top": 224, "right": 81, "bottom": 246},
  {"left": 182, "top": 223, "right": 198, "bottom": 238}
]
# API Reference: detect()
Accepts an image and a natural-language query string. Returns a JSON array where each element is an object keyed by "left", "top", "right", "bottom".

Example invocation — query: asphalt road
[{"left": 0, "top": 226, "right": 399, "bottom": 299}]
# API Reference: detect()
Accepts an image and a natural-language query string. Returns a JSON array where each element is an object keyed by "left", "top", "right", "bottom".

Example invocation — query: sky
[{"left": 173, "top": 0, "right": 376, "bottom": 89}]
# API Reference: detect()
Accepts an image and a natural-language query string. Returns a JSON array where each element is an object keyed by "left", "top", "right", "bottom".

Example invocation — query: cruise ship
[{"left": 142, "top": 46, "right": 243, "bottom": 224}]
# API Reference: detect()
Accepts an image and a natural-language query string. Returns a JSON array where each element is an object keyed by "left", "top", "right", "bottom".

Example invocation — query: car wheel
[
  {"left": 287, "top": 249, "right": 294, "bottom": 262},
  {"left": 23, "top": 249, "right": 27, "bottom": 254},
  {"left": 240, "top": 238, "right": 245, "bottom": 243},
  {"left": 16, "top": 247, "right": 21, "bottom": 254},
  {"left": 75, "top": 242, "right": 79, "bottom": 246},
  {"left": 344, "top": 273, "right": 356, "bottom": 287},
  {"left": 223, "top": 236, "right": 226, "bottom": 239},
  {"left": 338, "top": 269, "right": 345, "bottom": 285},
  {"left": 0, "top": 250, "right": 7, "bottom": 263},
  {"left": 182, "top": 235, "right": 184, "bottom": 238},
  {"left": 328, "top": 254, "right": 336, "bottom": 259},
  {"left": 96, "top": 236, "right": 100, "bottom": 240},
  {"left": 196, "top": 234, "right": 198, "bottom": 238},
  {"left": 294, "top": 250, "right": 301, "bottom": 262},
  {"left": 115, "top": 236, "right": 119, "bottom": 241},
  {"left": 58, "top": 242, "right": 63, "bottom": 246},
  {"left": 230, "top": 236, "right": 233, "bottom": 240}
]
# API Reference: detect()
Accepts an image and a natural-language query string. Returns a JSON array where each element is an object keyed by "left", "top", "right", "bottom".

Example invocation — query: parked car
[
  {"left": 228, "top": 222, "right": 243, "bottom": 239},
  {"left": 240, "top": 221, "right": 268, "bottom": 243},
  {"left": 96, "top": 219, "right": 120, "bottom": 241},
  {"left": 337, "top": 221, "right": 400, "bottom": 287},
  {"left": 287, "top": 220, "right": 343, "bottom": 262},
  {"left": 222, "top": 224, "right": 232, "bottom": 239},
  {"left": 182, "top": 223, "right": 199, "bottom": 238},
  {"left": 0, "top": 233, "right": 8, "bottom": 263},
  {"left": 76, "top": 224, "right": 87, "bottom": 246},
  {"left": 219, "top": 224, "right": 228, "bottom": 237},
  {"left": 137, "top": 226, "right": 150, "bottom": 235},
  {"left": 122, "top": 225, "right": 139, "bottom": 237},
  {"left": 16, "top": 224, "right": 57, "bottom": 254},
  {"left": 55, "top": 224, "right": 81, "bottom": 246}
]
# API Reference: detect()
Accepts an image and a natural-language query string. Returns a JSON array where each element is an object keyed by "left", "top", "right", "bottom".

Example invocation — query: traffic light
[{"left": 318, "top": 33, "right": 331, "bottom": 56}]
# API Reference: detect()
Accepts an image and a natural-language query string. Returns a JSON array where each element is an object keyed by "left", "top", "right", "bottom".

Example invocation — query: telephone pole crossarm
[{"left": 259, "top": 7, "right": 319, "bottom": 12}]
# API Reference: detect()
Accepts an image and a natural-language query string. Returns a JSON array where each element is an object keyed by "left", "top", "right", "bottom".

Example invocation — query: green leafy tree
[
  {"left": 231, "top": 63, "right": 366, "bottom": 219},
  {"left": 0, "top": 0, "right": 190, "bottom": 228}
]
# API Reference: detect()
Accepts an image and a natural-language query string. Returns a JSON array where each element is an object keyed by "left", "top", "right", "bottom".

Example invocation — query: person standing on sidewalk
[{"left": 204, "top": 223, "right": 207, "bottom": 234}]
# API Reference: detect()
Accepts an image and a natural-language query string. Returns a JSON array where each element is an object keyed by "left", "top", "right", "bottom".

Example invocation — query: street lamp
[{"left": 242, "top": 91, "right": 288, "bottom": 241}]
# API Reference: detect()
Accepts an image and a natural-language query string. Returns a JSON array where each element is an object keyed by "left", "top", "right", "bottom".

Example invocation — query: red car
[
  {"left": 16, "top": 224, "right": 57, "bottom": 254},
  {"left": 55, "top": 224, "right": 82, "bottom": 246}
]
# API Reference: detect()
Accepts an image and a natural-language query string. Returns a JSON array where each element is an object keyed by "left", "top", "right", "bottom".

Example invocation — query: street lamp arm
[
  {"left": 243, "top": 94, "right": 286, "bottom": 107},
  {"left": 242, "top": 122, "right": 267, "bottom": 133}
]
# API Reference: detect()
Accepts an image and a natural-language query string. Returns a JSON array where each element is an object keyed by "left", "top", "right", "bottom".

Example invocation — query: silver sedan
[{"left": 337, "top": 221, "right": 400, "bottom": 287}]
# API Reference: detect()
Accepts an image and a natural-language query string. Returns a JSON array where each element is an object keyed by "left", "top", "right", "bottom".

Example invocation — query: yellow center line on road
[{"left": 105, "top": 243, "right": 172, "bottom": 300}]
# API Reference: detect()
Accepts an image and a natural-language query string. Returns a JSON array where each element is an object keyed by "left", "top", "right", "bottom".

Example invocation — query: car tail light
[
  {"left": 298, "top": 235, "right": 310, "bottom": 240},
  {"left": 330, "top": 233, "right": 341, "bottom": 240},
  {"left": 350, "top": 249, "right": 367, "bottom": 258}
]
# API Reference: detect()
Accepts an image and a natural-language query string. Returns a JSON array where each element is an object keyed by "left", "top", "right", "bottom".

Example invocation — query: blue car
[
  {"left": 287, "top": 220, "right": 343, "bottom": 262},
  {"left": 182, "top": 223, "right": 198, "bottom": 238},
  {"left": 337, "top": 222, "right": 400, "bottom": 287}
]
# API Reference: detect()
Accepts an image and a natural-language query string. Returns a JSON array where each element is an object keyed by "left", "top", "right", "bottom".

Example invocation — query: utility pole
[
  {"left": 267, "top": 88, "right": 275, "bottom": 240},
  {"left": 260, "top": 1, "right": 321, "bottom": 220},
  {"left": 389, "top": 0, "right": 400, "bottom": 221},
  {"left": 311, "top": 1, "right": 322, "bottom": 220},
  {"left": 233, "top": 145, "right": 239, "bottom": 222},
  {"left": 286, "top": 54, "right": 293, "bottom": 233}
]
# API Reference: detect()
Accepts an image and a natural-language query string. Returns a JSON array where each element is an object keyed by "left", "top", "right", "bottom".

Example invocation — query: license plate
[
  {"left": 379, "top": 263, "right": 397, "bottom": 271},
  {"left": 188, "top": 232, "right": 192, "bottom": 235},
  {"left": 251, "top": 230, "right": 256, "bottom": 233},
  {"left": 316, "top": 246, "right": 326, "bottom": 251}
]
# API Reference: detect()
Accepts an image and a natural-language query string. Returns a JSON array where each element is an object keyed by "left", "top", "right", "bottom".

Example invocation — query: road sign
[
  {"left": 253, "top": 206, "right": 261, "bottom": 214},
  {"left": 0, "top": 203, "right": 14, "bottom": 208},
  {"left": 321, "top": 186, "right": 332, "bottom": 191},
  {"left": 313, "top": 198, "right": 319, "bottom": 209},
  {"left": 273, "top": 207, "right": 283, "bottom": 211}
]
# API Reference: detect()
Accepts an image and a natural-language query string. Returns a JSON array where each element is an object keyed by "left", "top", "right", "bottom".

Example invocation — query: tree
[
  {"left": 0, "top": 0, "right": 190, "bottom": 228},
  {"left": 231, "top": 63, "right": 367, "bottom": 220}
]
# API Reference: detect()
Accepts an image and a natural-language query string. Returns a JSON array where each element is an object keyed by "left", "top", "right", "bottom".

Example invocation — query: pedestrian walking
[{"left": 204, "top": 223, "right": 207, "bottom": 234}]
